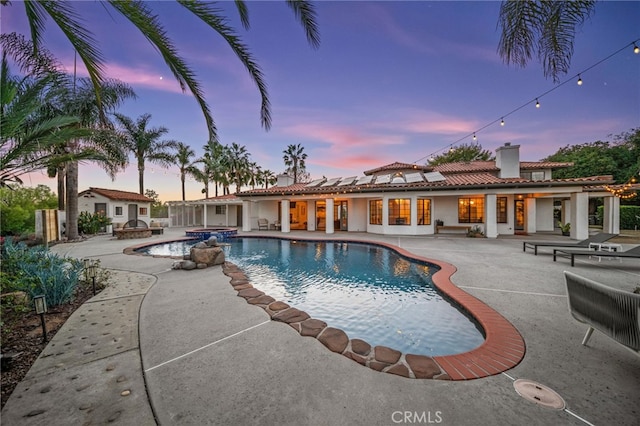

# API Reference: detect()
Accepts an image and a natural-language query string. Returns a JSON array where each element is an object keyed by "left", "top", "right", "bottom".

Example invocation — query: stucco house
[
  {"left": 78, "top": 188, "right": 153, "bottom": 231},
  {"left": 232, "top": 143, "right": 620, "bottom": 239}
]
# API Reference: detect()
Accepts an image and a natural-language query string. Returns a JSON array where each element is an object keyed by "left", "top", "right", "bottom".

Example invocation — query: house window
[
  {"left": 458, "top": 197, "right": 484, "bottom": 223},
  {"left": 215, "top": 205, "right": 226, "bottom": 215},
  {"left": 115, "top": 206, "right": 123, "bottom": 216},
  {"left": 389, "top": 198, "right": 410, "bottom": 225},
  {"left": 417, "top": 199, "right": 431, "bottom": 225},
  {"left": 497, "top": 197, "right": 508, "bottom": 223},
  {"left": 369, "top": 200, "right": 382, "bottom": 225},
  {"left": 139, "top": 207, "right": 148, "bottom": 216}
]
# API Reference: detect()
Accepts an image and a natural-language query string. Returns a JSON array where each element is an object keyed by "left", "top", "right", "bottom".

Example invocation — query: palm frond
[{"left": 285, "top": 0, "right": 321, "bottom": 49}]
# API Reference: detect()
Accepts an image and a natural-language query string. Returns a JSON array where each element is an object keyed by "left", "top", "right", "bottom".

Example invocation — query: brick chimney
[{"left": 495, "top": 143, "right": 520, "bottom": 178}]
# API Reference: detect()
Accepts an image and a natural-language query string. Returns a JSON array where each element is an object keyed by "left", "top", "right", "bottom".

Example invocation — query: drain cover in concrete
[{"left": 513, "top": 379, "right": 566, "bottom": 410}]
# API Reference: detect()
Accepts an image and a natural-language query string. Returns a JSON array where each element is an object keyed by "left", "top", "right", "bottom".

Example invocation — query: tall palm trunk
[
  {"left": 138, "top": 158, "right": 145, "bottom": 195},
  {"left": 57, "top": 167, "right": 65, "bottom": 210},
  {"left": 65, "top": 160, "right": 79, "bottom": 239}
]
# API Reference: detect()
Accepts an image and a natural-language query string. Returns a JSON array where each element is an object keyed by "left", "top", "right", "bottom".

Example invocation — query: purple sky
[{"left": 5, "top": 1, "right": 640, "bottom": 201}]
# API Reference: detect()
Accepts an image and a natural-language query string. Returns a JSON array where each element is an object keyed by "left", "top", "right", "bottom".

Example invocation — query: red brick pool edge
[{"left": 221, "top": 238, "right": 526, "bottom": 381}]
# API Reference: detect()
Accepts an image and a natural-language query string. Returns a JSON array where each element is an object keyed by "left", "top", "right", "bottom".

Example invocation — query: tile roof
[
  {"left": 80, "top": 188, "right": 153, "bottom": 202},
  {"left": 363, "top": 162, "right": 430, "bottom": 175}
]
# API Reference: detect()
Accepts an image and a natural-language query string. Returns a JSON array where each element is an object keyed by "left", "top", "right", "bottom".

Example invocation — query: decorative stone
[
  {"left": 300, "top": 319, "right": 327, "bottom": 337},
  {"left": 268, "top": 301, "right": 289, "bottom": 311},
  {"left": 247, "top": 295, "right": 276, "bottom": 305},
  {"left": 206, "top": 236, "right": 219, "bottom": 246},
  {"left": 374, "top": 346, "right": 401, "bottom": 364},
  {"left": 343, "top": 351, "right": 367, "bottom": 366},
  {"left": 232, "top": 283, "right": 253, "bottom": 290},
  {"left": 317, "top": 327, "right": 349, "bottom": 353},
  {"left": 272, "top": 308, "right": 310, "bottom": 324},
  {"left": 194, "top": 241, "right": 207, "bottom": 249},
  {"left": 350, "top": 339, "right": 371, "bottom": 356},
  {"left": 237, "top": 288, "right": 264, "bottom": 300},
  {"left": 405, "top": 354, "right": 442, "bottom": 379},
  {"left": 230, "top": 278, "right": 249, "bottom": 286},
  {"left": 368, "top": 361, "right": 388, "bottom": 372},
  {"left": 172, "top": 261, "right": 182, "bottom": 270},
  {"left": 196, "top": 263, "right": 208, "bottom": 269},
  {"left": 386, "top": 363, "right": 410, "bottom": 378},
  {"left": 180, "top": 260, "right": 196, "bottom": 270},
  {"left": 190, "top": 246, "right": 225, "bottom": 266}
]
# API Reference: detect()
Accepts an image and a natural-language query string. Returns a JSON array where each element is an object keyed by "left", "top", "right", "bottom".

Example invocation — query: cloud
[{"left": 284, "top": 122, "right": 406, "bottom": 149}]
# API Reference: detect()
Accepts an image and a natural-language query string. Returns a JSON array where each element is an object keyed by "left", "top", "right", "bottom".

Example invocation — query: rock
[
  {"left": 343, "top": 351, "right": 367, "bottom": 366},
  {"left": 181, "top": 260, "right": 197, "bottom": 270},
  {"left": 194, "top": 241, "right": 207, "bottom": 249},
  {"left": 386, "top": 363, "right": 410, "bottom": 378},
  {"left": 272, "top": 308, "right": 310, "bottom": 324},
  {"left": 350, "top": 339, "right": 371, "bottom": 356},
  {"left": 300, "top": 318, "right": 327, "bottom": 337},
  {"left": 374, "top": 346, "right": 401, "bottom": 364},
  {"left": 317, "top": 327, "right": 349, "bottom": 353},
  {"left": 196, "top": 263, "right": 208, "bottom": 269},
  {"left": 172, "top": 261, "right": 182, "bottom": 270},
  {"left": 206, "top": 236, "right": 219, "bottom": 246},
  {"left": 405, "top": 354, "right": 442, "bottom": 379},
  {"left": 190, "top": 246, "right": 225, "bottom": 266},
  {"left": 247, "top": 295, "right": 275, "bottom": 305},
  {"left": 237, "top": 288, "right": 264, "bottom": 299},
  {"left": 268, "top": 301, "right": 290, "bottom": 311}
]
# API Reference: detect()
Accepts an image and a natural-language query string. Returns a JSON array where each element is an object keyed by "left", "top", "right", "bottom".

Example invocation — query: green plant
[
  {"left": 467, "top": 225, "right": 485, "bottom": 238},
  {"left": 558, "top": 222, "right": 571, "bottom": 233},
  {"left": 78, "top": 211, "right": 112, "bottom": 235},
  {"left": 1, "top": 238, "right": 83, "bottom": 307}
]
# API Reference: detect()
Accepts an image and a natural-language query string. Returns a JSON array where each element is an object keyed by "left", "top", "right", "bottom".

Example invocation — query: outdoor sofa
[{"left": 563, "top": 271, "right": 640, "bottom": 354}]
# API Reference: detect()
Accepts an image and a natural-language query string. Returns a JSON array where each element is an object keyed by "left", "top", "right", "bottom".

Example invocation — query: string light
[
  {"left": 473, "top": 133, "right": 477, "bottom": 141},
  {"left": 412, "top": 38, "right": 639, "bottom": 165}
]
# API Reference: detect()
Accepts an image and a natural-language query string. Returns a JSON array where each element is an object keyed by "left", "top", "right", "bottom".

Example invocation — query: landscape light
[
  {"left": 87, "top": 262, "right": 98, "bottom": 295},
  {"left": 34, "top": 295, "right": 48, "bottom": 342}
]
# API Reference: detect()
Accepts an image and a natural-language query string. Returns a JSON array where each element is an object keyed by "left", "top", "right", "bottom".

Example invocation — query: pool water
[{"left": 138, "top": 238, "right": 484, "bottom": 356}]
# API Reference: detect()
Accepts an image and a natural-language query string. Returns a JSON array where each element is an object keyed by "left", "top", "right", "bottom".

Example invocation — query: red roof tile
[
  {"left": 80, "top": 188, "right": 153, "bottom": 202},
  {"left": 363, "top": 162, "right": 430, "bottom": 175}
]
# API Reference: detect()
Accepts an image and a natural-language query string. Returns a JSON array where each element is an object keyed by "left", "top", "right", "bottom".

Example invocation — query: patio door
[
  {"left": 336, "top": 201, "right": 348, "bottom": 231},
  {"left": 514, "top": 200, "right": 525, "bottom": 231},
  {"left": 128, "top": 204, "right": 138, "bottom": 224}
]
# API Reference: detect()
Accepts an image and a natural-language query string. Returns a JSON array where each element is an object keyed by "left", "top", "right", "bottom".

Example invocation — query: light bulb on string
[
  {"left": 535, "top": 99, "right": 540, "bottom": 108},
  {"left": 577, "top": 75, "right": 583, "bottom": 85},
  {"left": 634, "top": 43, "right": 639, "bottom": 54},
  {"left": 500, "top": 118, "right": 505, "bottom": 126},
  {"left": 473, "top": 133, "right": 477, "bottom": 141}
]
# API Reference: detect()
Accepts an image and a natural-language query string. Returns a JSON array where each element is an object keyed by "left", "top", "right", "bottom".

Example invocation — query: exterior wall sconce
[{"left": 34, "top": 295, "right": 48, "bottom": 342}]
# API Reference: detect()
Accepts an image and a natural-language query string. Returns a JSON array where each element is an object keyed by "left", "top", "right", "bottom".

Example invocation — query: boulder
[
  {"left": 206, "top": 236, "right": 219, "bottom": 247},
  {"left": 190, "top": 246, "right": 225, "bottom": 266},
  {"left": 181, "top": 260, "right": 197, "bottom": 270}
]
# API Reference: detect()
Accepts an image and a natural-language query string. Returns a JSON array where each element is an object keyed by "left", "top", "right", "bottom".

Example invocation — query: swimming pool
[{"left": 138, "top": 237, "right": 484, "bottom": 356}]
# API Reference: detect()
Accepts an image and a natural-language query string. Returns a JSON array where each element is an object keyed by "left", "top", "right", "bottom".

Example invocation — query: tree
[
  {"left": 283, "top": 143, "right": 308, "bottom": 184},
  {"left": 197, "top": 139, "right": 228, "bottom": 198},
  {"left": 113, "top": 113, "right": 177, "bottom": 195},
  {"left": 427, "top": 143, "right": 494, "bottom": 166},
  {"left": 174, "top": 142, "right": 199, "bottom": 201},
  {"left": 497, "top": 0, "right": 597, "bottom": 82},
  {"left": 0, "top": 184, "right": 58, "bottom": 236},
  {"left": 3, "top": 1, "right": 320, "bottom": 139},
  {"left": 225, "top": 142, "right": 251, "bottom": 194},
  {"left": 262, "top": 169, "right": 277, "bottom": 189},
  {"left": 145, "top": 188, "right": 168, "bottom": 218}
]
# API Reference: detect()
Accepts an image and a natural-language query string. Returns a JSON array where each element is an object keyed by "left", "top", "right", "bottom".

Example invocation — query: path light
[
  {"left": 87, "top": 261, "right": 98, "bottom": 295},
  {"left": 83, "top": 258, "right": 91, "bottom": 282},
  {"left": 34, "top": 295, "right": 48, "bottom": 343}
]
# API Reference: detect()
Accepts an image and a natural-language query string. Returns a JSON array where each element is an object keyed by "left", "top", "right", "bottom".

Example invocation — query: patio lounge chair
[
  {"left": 553, "top": 244, "right": 640, "bottom": 267},
  {"left": 522, "top": 232, "right": 616, "bottom": 255},
  {"left": 257, "top": 218, "right": 269, "bottom": 230},
  {"left": 563, "top": 271, "right": 640, "bottom": 354}
]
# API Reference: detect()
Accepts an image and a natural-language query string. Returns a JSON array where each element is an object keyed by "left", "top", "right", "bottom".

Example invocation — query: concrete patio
[{"left": 2, "top": 227, "right": 638, "bottom": 425}]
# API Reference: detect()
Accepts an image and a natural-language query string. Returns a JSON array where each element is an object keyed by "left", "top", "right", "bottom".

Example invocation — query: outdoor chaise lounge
[
  {"left": 553, "top": 244, "right": 640, "bottom": 267},
  {"left": 563, "top": 271, "right": 640, "bottom": 354},
  {"left": 522, "top": 232, "right": 616, "bottom": 255}
]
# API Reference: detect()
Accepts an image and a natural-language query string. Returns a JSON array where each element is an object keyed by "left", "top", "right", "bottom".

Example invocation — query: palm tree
[
  {"left": 262, "top": 169, "right": 277, "bottom": 189},
  {"left": 0, "top": 57, "right": 90, "bottom": 188},
  {"left": 497, "top": 0, "right": 597, "bottom": 82},
  {"left": 3, "top": 1, "right": 320, "bottom": 138},
  {"left": 174, "top": 142, "right": 199, "bottom": 201},
  {"left": 225, "top": 142, "right": 251, "bottom": 194},
  {"left": 283, "top": 143, "right": 308, "bottom": 184},
  {"left": 113, "top": 113, "right": 178, "bottom": 195}
]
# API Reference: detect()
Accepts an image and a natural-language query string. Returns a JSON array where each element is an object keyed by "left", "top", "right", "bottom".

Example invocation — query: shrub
[
  {"left": 1, "top": 238, "right": 83, "bottom": 307},
  {"left": 0, "top": 185, "right": 58, "bottom": 236},
  {"left": 78, "top": 211, "right": 112, "bottom": 235}
]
